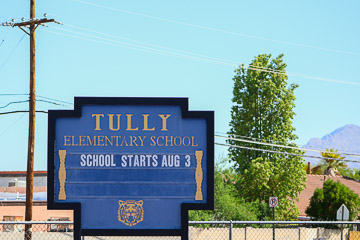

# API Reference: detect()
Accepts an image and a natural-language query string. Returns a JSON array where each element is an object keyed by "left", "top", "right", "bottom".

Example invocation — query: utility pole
[{"left": 1, "top": 1, "right": 58, "bottom": 239}]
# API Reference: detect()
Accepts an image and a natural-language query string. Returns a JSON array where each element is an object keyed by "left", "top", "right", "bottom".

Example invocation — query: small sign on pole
[
  {"left": 269, "top": 197, "right": 278, "bottom": 208},
  {"left": 337, "top": 204, "right": 349, "bottom": 220}
]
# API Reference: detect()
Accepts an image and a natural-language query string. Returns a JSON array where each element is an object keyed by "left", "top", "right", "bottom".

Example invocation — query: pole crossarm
[{"left": 13, "top": 18, "right": 55, "bottom": 27}]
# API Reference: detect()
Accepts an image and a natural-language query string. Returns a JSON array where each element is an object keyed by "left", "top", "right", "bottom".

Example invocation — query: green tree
[
  {"left": 189, "top": 160, "right": 259, "bottom": 221},
  {"left": 339, "top": 168, "right": 360, "bottom": 181},
  {"left": 306, "top": 179, "right": 360, "bottom": 220},
  {"left": 228, "top": 54, "right": 306, "bottom": 220}
]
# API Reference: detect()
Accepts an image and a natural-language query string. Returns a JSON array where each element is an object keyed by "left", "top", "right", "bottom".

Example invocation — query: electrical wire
[
  {"left": 71, "top": 0, "right": 360, "bottom": 57},
  {"left": 0, "top": 34, "right": 26, "bottom": 71},
  {"left": 0, "top": 28, "right": 11, "bottom": 49},
  {"left": 216, "top": 131, "right": 360, "bottom": 156},
  {"left": 63, "top": 23, "right": 244, "bottom": 68},
  {"left": 48, "top": 26, "right": 239, "bottom": 66},
  {"left": 63, "top": 23, "right": 286, "bottom": 74},
  {"left": 41, "top": 28, "right": 237, "bottom": 67},
  {"left": 216, "top": 131, "right": 292, "bottom": 145},
  {"left": 215, "top": 142, "right": 360, "bottom": 164},
  {"left": 44, "top": 26, "right": 360, "bottom": 86},
  {"left": 0, "top": 113, "right": 26, "bottom": 137},
  {"left": 37, "top": 95, "right": 73, "bottom": 105},
  {"left": 37, "top": 99, "right": 73, "bottom": 108},
  {"left": 215, "top": 135, "right": 360, "bottom": 158},
  {"left": 0, "top": 100, "right": 29, "bottom": 109},
  {"left": 0, "top": 110, "right": 48, "bottom": 115}
]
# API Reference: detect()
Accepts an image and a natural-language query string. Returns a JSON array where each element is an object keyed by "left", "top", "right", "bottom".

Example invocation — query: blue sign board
[{"left": 48, "top": 97, "right": 214, "bottom": 240}]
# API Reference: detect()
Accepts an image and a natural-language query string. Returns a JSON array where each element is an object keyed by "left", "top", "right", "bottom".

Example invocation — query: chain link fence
[{"left": 0, "top": 221, "right": 359, "bottom": 239}]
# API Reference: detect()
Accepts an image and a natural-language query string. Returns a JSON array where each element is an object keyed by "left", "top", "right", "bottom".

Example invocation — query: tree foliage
[
  {"left": 311, "top": 149, "right": 348, "bottom": 176},
  {"left": 228, "top": 54, "right": 306, "bottom": 220},
  {"left": 306, "top": 179, "right": 360, "bottom": 220},
  {"left": 189, "top": 160, "right": 259, "bottom": 221},
  {"left": 339, "top": 168, "right": 360, "bottom": 181}
]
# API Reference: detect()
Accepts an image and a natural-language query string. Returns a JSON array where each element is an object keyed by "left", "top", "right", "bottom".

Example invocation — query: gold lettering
[
  {"left": 97, "top": 136, "right": 104, "bottom": 146},
  {"left": 157, "top": 136, "right": 165, "bottom": 146},
  {"left": 126, "top": 114, "right": 139, "bottom": 131},
  {"left": 87, "top": 136, "right": 95, "bottom": 146},
  {"left": 150, "top": 136, "right": 156, "bottom": 146},
  {"left": 191, "top": 136, "right": 198, "bottom": 146},
  {"left": 115, "top": 136, "right": 120, "bottom": 146},
  {"left": 165, "top": 136, "right": 173, "bottom": 146},
  {"left": 158, "top": 114, "right": 171, "bottom": 131},
  {"left": 108, "top": 114, "right": 121, "bottom": 131},
  {"left": 142, "top": 114, "right": 155, "bottom": 131},
  {"left": 92, "top": 114, "right": 104, "bottom": 131},
  {"left": 138, "top": 136, "right": 146, "bottom": 146},
  {"left": 174, "top": 136, "right": 182, "bottom": 146},
  {"left": 120, "top": 136, "right": 129, "bottom": 146},
  {"left": 71, "top": 136, "right": 78, "bottom": 146},
  {"left": 64, "top": 136, "right": 71, "bottom": 146},
  {"left": 183, "top": 136, "right": 191, "bottom": 146},
  {"left": 105, "top": 136, "right": 113, "bottom": 146},
  {"left": 79, "top": 136, "right": 86, "bottom": 146},
  {"left": 130, "top": 136, "right": 139, "bottom": 146}
]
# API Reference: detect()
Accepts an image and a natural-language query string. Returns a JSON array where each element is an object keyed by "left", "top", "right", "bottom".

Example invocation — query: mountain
[{"left": 303, "top": 124, "right": 360, "bottom": 169}]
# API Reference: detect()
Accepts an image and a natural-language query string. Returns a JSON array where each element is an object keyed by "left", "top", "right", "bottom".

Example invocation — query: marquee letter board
[{"left": 47, "top": 97, "right": 214, "bottom": 240}]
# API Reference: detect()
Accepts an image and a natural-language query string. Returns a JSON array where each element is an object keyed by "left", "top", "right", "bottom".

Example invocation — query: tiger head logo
[{"left": 118, "top": 200, "right": 144, "bottom": 226}]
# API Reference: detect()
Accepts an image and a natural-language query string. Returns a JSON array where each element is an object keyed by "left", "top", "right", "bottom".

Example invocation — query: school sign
[{"left": 47, "top": 97, "right": 214, "bottom": 240}]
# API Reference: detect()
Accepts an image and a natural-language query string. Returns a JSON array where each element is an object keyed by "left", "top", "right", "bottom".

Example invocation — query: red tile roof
[{"left": 297, "top": 175, "right": 360, "bottom": 217}]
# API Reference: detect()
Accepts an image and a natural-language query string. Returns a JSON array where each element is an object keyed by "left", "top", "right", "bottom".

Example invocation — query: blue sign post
[{"left": 47, "top": 97, "right": 214, "bottom": 240}]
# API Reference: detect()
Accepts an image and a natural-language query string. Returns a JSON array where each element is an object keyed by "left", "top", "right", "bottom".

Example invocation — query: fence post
[{"left": 229, "top": 220, "right": 233, "bottom": 240}]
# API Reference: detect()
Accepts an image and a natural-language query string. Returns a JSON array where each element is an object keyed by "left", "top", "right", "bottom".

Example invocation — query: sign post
[
  {"left": 269, "top": 197, "right": 278, "bottom": 240},
  {"left": 337, "top": 204, "right": 349, "bottom": 240},
  {"left": 47, "top": 97, "right": 214, "bottom": 240}
]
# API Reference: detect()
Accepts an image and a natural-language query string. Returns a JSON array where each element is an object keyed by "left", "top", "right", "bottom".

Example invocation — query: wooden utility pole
[{"left": 1, "top": 1, "right": 58, "bottom": 239}]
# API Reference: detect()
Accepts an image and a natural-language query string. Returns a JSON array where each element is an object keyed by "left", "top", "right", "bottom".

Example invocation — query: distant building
[{"left": 0, "top": 171, "right": 73, "bottom": 225}]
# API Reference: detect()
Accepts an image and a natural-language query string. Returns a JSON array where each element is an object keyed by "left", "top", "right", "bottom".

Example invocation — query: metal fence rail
[{"left": 0, "top": 221, "right": 359, "bottom": 239}]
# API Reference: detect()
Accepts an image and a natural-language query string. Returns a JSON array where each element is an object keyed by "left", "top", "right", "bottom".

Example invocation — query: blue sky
[{"left": 1, "top": 0, "right": 360, "bottom": 170}]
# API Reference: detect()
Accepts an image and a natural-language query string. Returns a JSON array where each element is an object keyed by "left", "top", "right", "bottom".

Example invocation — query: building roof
[
  {"left": 297, "top": 175, "right": 360, "bottom": 217},
  {"left": 0, "top": 171, "right": 47, "bottom": 177}
]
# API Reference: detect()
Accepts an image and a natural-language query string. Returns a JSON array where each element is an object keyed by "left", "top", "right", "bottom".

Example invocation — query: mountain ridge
[{"left": 303, "top": 124, "right": 360, "bottom": 169}]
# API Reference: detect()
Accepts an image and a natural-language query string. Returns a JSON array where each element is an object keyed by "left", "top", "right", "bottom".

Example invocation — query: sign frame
[
  {"left": 337, "top": 204, "right": 349, "bottom": 221},
  {"left": 47, "top": 97, "right": 214, "bottom": 240},
  {"left": 269, "top": 197, "right": 278, "bottom": 208}
]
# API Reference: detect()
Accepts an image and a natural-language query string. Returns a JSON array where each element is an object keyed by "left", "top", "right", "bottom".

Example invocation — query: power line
[
  {"left": 215, "top": 135, "right": 360, "bottom": 158},
  {"left": 0, "top": 110, "right": 48, "bottom": 115},
  {"left": 37, "top": 99, "right": 73, "bottom": 108},
  {"left": 41, "top": 28, "right": 237, "bottom": 67},
  {"left": 63, "top": 23, "right": 243, "bottom": 68},
  {"left": 215, "top": 142, "right": 360, "bottom": 164},
  {"left": 0, "top": 34, "right": 26, "bottom": 71},
  {"left": 71, "top": 0, "right": 360, "bottom": 57},
  {"left": 0, "top": 28, "right": 11, "bottom": 49},
  {"left": 63, "top": 23, "right": 286, "bottom": 74},
  {"left": 44, "top": 25, "right": 360, "bottom": 86},
  {"left": 216, "top": 131, "right": 360, "bottom": 156},
  {"left": 48, "top": 26, "right": 238, "bottom": 66},
  {"left": 0, "top": 113, "right": 26, "bottom": 137},
  {"left": 37, "top": 95, "right": 73, "bottom": 105},
  {"left": 0, "top": 100, "right": 29, "bottom": 109}
]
